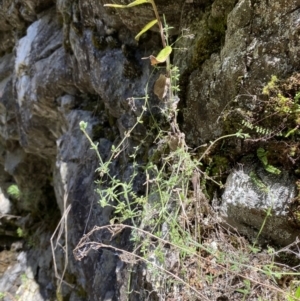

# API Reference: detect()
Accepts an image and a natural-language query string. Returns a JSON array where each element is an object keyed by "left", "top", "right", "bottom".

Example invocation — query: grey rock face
[
  {"left": 102, "top": 0, "right": 185, "bottom": 35},
  {"left": 220, "top": 162, "right": 297, "bottom": 246},
  {"left": 0, "top": 189, "right": 11, "bottom": 215},
  {"left": 0, "top": 236, "right": 56, "bottom": 301},
  {"left": 176, "top": 0, "right": 300, "bottom": 145},
  {"left": 14, "top": 9, "right": 71, "bottom": 156},
  {"left": 0, "top": 0, "right": 54, "bottom": 55}
]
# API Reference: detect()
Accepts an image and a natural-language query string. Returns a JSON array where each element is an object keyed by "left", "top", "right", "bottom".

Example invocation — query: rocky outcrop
[
  {"left": 220, "top": 161, "right": 297, "bottom": 246},
  {"left": 0, "top": 0, "right": 299, "bottom": 300},
  {"left": 176, "top": 0, "right": 300, "bottom": 144}
]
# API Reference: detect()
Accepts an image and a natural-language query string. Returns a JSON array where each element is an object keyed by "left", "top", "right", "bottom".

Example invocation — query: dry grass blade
[
  {"left": 74, "top": 232, "right": 210, "bottom": 300},
  {"left": 73, "top": 224, "right": 297, "bottom": 300},
  {"left": 50, "top": 192, "right": 74, "bottom": 291}
]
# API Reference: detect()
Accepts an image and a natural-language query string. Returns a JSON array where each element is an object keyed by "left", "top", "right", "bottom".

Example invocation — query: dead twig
[{"left": 50, "top": 192, "right": 74, "bottom": 291}]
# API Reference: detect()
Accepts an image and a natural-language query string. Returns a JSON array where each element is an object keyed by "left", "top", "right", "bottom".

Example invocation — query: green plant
[
  {"left": 236, "top": 279, "right": 251, "bottom": 301},
  {"left": 20, "top": 273, "right": 28, "bottom": 285},
  {"left": 262, "top": 75, "right": 279, "bottom": 96},
  {"left": 240, "top": 74, "right": 300, "bottom": 149},
  {"left": 252, "top": 205, "right": 273, "bottom": 247},
  {"left": 73, "top": 2, "right": 300, "bottom": 300},
  {"left": 104, "top": 0, "right": 180, "bottom": 130},
  {"left": 257, "top": 147, "right": 281, "bottom": 174},
  {"left": 17, "top": 227, "right": 24, "bottom": 238},
  {"left": 104, "top": 0, "right": 171, "bottom": 66},
  {"left": 288, "top": 283, "right": 300, "bottom": 301},
  {"left": 7, "top": 184, "right": 21, "bottom": 200},
  {"left": 242, "top": 120, "right": 272, "bottom": 136}
]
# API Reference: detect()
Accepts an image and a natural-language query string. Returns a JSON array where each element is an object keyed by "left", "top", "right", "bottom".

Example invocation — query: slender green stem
[
  {"left": 199, "top": 133, "right": 244, "bottom": 162},
  {"left": 82, "top": 129, "right": 104, "bottom": 165}
]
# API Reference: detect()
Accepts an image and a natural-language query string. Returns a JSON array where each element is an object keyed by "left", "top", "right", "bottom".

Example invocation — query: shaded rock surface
[
  {"left": 0, "top": 0, "right": 299, "bottom": 300},
  {"left": 176, "top": 0, "right": 300, "bottom": 144}
]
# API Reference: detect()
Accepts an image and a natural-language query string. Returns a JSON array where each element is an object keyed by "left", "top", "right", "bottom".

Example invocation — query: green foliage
[
  {"left": 256, "top": 147, "right": 281, "bottom": 175},
  {"left": 153, "top": 45, "right": 172, "bottom": 64},
  {"left": 262, "top": 75, "right": 300, "bottom": 116},
  {"left": 135, "top": 19, "right": 158, "bottom": 40},
  {"left": 17, "top": 227, "right": 24, "bottom": 237},
  {"left": 276, "top": 93, "right": 293, "bottom": 114},
  {"left": 105, "top": 0, "right": 172, "bottom": 66},
  {"left": 239, "top": 75, "right": 300, "bottom": 168},
  {"left": 7, "top": 184, "right": 21, "bottom": 200},
  {"left": 20, "top": 273, "right": 28, "bottom": 284},
  {"left": 74, "top": 3, "right": 300, "bottom": 300},
  {"left": 236, "top": 279, "right": 251, "bottom": 301},
  {"left": 250, "top": 171, "right": 268, "bottom": 192},
  {"left": 78, "top": 2, "right": 248, "bottom": 290},
  {"left": 263, "top": 75, "right": 300, "bottom": 127},
  {"left": 79, "top": 120, "right": 87, "bottom": 131},
  {"left": 242, "top": 120, "right": 274, "bottom": 136},
  {"left": 262, "top": 75, "right": 278, "bottom": 95},
  {"left": 288, "top": 285, "right": 300, "bottom": 301},
  {"left": 295, "top": 92, "right": 300, "bottom": 102},
  {"left": 104, "top": 0, "right": 150, "bottom": 8}
]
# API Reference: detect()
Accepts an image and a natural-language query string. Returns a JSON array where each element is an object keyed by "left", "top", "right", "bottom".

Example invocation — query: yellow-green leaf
[
  {"left": 127, "top": 0, "right": 150, "bottom": 7},
  {"left": 104, "top": 0, "right": 150, "bottom": 8},
  {"left": 135, "top": 19, "right": 158, "bottom": 40},
  {"left": 155, "top": 46, "right": 172, "bottom": 63},
  {"left": 103, "top": 4, "right": 128, "bottom": 8},
  {"left": 142, "top": 46, "right": 173, "bottom": 66}
]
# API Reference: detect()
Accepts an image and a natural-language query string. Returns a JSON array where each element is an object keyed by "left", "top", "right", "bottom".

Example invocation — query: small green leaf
[
  {"left": 103, "top": 4, "right": 128, "bottom": 8},
  {"left": 104, "top": 0, "right": 150, "bottom": 8},
  {"left": 79, "top": 121, "right": 88, "bottom": 130},
  {"left": 155, "top": 45, "right": 172, "bottom": 63},
  {"left": 295, "top": 286, "right": 300, "bottom": 298},
  {"left": 257, "top": 147, "right": 268, "bottom": 166},
  {"left": 265, "top": 165, "right": 281, "bottom": 175},
  {"left": 126, "top": 0, "right": 150, "bottom": 7},
  {"left": 135, "top": 19, "right": 158, "bottom": 40},
  {"left": 7, "top": 184, "right": 21, "bottom": 200},
  {"left": 285, "top": 126, "right": 298, "bottom": 137}
]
